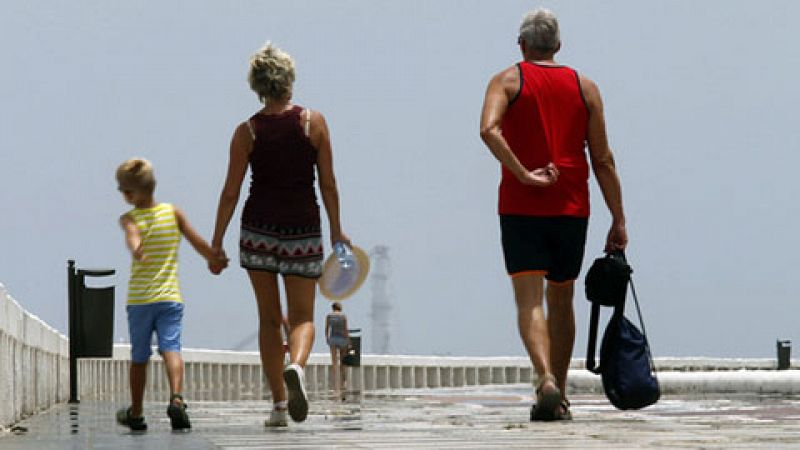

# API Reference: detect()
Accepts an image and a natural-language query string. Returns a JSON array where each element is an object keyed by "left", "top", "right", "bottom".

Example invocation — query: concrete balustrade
[
  {"left": 69, "top": 346, "right": 800, "bottom": 404},
  {"left": 0, "top": 283, "right": 69, "bottom": 428}
]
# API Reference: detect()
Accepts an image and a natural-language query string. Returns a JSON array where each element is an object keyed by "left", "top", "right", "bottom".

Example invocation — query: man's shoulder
[{"left": 494, "top": 64, "right": 520, "bottom": 83}]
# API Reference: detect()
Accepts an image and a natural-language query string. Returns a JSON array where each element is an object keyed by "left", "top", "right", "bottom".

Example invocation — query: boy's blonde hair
[
  {"left": 248, "top": 42, "right": 295, "bottom": 104},
  {"left": 116, "top": 158, "right": 156, "bottom": 194}
]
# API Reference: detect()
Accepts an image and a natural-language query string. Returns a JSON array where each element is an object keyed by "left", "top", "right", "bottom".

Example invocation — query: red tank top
[
  {"left": 499, "top": 61, "right": 590, "bottom": 217},
  {"left": 242, "top": 105, "right": 320, "bottom": 226}
]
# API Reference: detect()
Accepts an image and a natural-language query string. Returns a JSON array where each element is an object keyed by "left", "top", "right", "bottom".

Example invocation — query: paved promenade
[{"left": 3, "top": 385, "right": 800, "bottom": 449}]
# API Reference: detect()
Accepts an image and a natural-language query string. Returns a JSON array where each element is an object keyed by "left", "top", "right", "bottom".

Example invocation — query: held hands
[
  {"left": 208, "top": 246, "right": 229, "bottom": 275},
  {"left": 519, "top": 162, "right": 559, "bottom": 187}
]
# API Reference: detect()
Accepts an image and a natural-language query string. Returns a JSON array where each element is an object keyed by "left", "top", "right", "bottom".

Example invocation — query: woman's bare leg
[
  {"left": 247, "top": 270, "right": 286, "bottom": 403},
  {"left": 283, "top": 275, "right": 317, "bottom": 367},
  {"left": 329, "top": 345, "right": 342, "bottom": 395}
]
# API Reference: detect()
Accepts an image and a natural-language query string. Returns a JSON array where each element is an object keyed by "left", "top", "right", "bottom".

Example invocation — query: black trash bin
[
  {"left": 342, "top": 328, "right": 361, "bottom": 367},
  {"left": 777, "top": 339, "right": 791, "bottom": 370},
  {"left": 68, "top": 260, "right": 115, "bottom": 403},
  {"left": 77, "top": 283, "right": 115, "bottom": 357}
]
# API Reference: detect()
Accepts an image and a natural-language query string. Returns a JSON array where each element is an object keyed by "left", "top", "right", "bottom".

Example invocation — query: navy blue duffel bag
[{"left": 585, "top": 251, "right": 660, "bottom": 410}]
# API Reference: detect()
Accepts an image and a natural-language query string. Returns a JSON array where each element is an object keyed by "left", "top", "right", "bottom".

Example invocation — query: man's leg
[
  {"left": 511, "top": 273, "right": 554, "bottom": 381},
  {"left": 130, "top": 362, "right": 147, "bottom": 417},
  {"left": 546, "top": 280, "right": 576, "bottom": 399},
  {"left": 544, "top": 216, "right": 588, "bottom": 402}
]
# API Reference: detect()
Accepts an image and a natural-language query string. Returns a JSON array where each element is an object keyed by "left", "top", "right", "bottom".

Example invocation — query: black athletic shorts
[{"left": 500, "top": 215, "right": 589, "bottom": 282}]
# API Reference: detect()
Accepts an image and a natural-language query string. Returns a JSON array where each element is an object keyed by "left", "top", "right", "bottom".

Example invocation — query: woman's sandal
[{"left": 530, "top": 374, "right": 562, "bottom": 421}]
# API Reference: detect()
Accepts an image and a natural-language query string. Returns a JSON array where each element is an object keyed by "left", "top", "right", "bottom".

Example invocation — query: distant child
[{"left": 114, "top": 158, "right": 227, "bottom": 431}]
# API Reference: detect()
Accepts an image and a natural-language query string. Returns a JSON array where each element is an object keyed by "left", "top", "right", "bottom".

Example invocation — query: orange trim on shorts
[
  {"left": 547, "top": 279, "right": 576, "bottom": 286},
  {"left": 509, "top": 270, "right": 548, "bottom": 279}
]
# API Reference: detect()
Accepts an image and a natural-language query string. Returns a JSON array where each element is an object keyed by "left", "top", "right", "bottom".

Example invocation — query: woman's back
[
  {"left": 327, "top": 313, "right": 347, "bottom": 338},
  {"left": 242, "top": 105, "right": 319, "bottom": 226}
]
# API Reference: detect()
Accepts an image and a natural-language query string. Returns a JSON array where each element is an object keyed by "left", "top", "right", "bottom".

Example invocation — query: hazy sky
[{"left": 2, "top": 1, "right": 799, "bottom": 358}]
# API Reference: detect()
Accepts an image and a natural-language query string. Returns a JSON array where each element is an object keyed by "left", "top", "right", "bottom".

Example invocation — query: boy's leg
[
  {"left": 127, "top": 304, "right": 155, "bottom": 417},
  {"left": 130, "top": 362, "right": 148, "bottom": 417},
  {"left": 154, "top": 302, "right": 191, "bottom": 429},
  {"left": 246, "top": 270, "right": 287, "bottom": 404},
  {"left": 118, "top": 304, "right": 154, "bottom": 429},
  {"left": 161, "top": 351, "right": 184, "bottom": 397},
  {"left": 154, "top": 302, "right": 186, "bottom": 398}
]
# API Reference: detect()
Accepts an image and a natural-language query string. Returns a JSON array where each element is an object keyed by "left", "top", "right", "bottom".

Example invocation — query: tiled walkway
[{"left": 3, "top": 386, "right": 800, "bottom": 449}]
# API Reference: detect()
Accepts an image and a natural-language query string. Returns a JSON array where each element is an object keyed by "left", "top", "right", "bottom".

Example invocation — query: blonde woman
[{"left": 210, "top": 43, "right": 349, "bottom": 427}]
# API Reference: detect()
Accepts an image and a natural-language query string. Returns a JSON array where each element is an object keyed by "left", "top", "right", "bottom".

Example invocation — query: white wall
[{"left": 0, "top": 283, "right": 69, "bottom": 428}]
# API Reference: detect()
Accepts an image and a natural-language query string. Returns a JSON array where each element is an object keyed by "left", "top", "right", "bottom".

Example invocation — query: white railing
[
  {"left": 0, "top": 284, "right": 69, "bottom": 428},
  {"left": 76, "top": 346, "right": 800, "bottom": 403}
]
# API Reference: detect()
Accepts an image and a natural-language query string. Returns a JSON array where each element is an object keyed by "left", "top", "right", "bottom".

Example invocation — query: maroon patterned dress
[{"left": 239, "top": 105, "right": 324, "bottom": 278}]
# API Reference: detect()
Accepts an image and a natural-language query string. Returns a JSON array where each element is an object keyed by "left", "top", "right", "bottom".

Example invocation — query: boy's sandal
[
  {"left": 116, "top": 407, "right": 148, "bottom": 431},
  {"left": 531, "top": 374, "right": 562, "bottom": 421},
  {"left": 167, "top": 393, "right": 192, "bottom": 430}
]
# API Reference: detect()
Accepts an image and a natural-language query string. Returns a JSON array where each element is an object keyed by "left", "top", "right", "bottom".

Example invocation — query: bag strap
[
  {"left": 628, "top": 275, "right": 658, "bottom": 375},
  {"left": 585, "top": 301, "right": 602, "bottom": 374},
  {"left": 619, "top": 251, "right": 657, "bottom": 375}
]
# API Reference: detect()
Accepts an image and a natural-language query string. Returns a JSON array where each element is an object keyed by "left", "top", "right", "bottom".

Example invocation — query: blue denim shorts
[{"left": 127, "top": 301, "right": 184, "bottom": 363}]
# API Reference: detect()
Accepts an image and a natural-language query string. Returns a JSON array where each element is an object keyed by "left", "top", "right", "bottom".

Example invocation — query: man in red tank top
[{"left": 480, "top": 8, "right": 628, "bottom": 421}]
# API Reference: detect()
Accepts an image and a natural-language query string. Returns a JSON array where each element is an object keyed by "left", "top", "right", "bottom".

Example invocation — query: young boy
[{"left": 115, "top": 158, "right": 227, "bottom": 431}]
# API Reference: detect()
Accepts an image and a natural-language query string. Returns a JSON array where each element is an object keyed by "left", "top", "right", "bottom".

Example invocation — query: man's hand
[
  {"left": 605, "top": 222, "right": 628, "bottom": 252},
  {"left": 208, "top": 246, "right": 229, "bottom": 275},
  {"left": 519, "top": 162, "right": 559, "bottom": 187}
]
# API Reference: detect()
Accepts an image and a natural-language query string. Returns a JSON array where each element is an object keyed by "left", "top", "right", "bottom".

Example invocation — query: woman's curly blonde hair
[{"left": 248, "top": 42, "right": 296, "bottom": 104}]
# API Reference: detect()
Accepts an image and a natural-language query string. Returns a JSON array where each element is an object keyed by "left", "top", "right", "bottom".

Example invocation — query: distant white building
[{"left": 369, "top": 246, "right": 392, "bottom": 354}]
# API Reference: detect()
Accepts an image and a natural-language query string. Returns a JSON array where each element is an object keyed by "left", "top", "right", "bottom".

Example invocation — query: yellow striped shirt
[{"left": 126, "top": 203, "right": 182, "bottom": 305}]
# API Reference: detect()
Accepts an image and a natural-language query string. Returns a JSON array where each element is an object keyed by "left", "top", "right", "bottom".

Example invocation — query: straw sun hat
[{"left": 318, "top": 244, "right": 370, "bottom": 301}]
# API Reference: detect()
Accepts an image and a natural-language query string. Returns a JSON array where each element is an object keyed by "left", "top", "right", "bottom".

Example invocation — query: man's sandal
[
  {"left": 530, "top": 373, "right": 562, "bottom": 421},
  {"left": 556, "top": 399, "right": 573, "bottom": 421},
  {"left": 531, "top": 398, "right": 573, "bottom": 422},
  {"left": 166, "top": 393, "right": 191, "bottom": 430}
]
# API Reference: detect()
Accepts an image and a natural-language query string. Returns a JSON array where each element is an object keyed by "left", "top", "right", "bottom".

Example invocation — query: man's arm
[
  {"left": 581, "top": 75, "right": 628, "bottom": 251},
  {"left": 479, "top": 67, "right": 558, "bottom": 187}
]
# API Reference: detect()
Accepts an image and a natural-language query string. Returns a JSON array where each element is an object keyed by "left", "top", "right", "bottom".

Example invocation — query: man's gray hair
[{"left": 519, "top": 8, "right": 560, "bottom": 53}]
